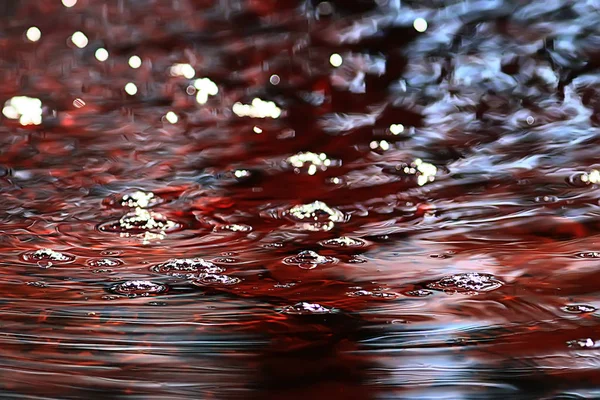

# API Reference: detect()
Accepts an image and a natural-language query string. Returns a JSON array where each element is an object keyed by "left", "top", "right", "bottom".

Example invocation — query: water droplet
[
  {"left": 534, "top": 195, "right": 558, "bottom": 204},
  {"left": 284, "top": 201, "right": 346, "bottom": 231},
  {"left": 281, "top": 302, "right": 336, "bottom": 315},
  {"left": 192, "top": 274, "right": 241, "bottom": 286},
  {"left": 562, "top": 305, "right": 597, "bottom": 314},
  {"left": 87, "top": 258, "right": 123, "bottom": 268},
  {"left": 110, "top": 280, "right": 167, "bottom": 297},
  {"left": 150, "top": 258, "right": 224, "bottom": 278},
  {"left": 319, "top": 236, "right": 366, "bottom": 249},
  {"left": 427, "top": 273, "right": 504, "bottom": 294},
  {"left": 21, "top": 249, "right": 75, "bottom": 265},
  {"left": 567, "top": 338, "right": 600, "bottom": 349},
  {"left": 283, "top": 250, "right": 337, "bottom": 270}
]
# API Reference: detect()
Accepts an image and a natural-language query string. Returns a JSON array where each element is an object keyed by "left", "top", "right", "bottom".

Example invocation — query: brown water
[{"left": 2, "top": 0, "right": 600, "bottom": 398}]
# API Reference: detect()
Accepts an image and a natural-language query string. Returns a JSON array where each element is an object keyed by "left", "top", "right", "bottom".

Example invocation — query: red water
[{"left": 2, "top": 0, "right": 600, "bottom": 398}]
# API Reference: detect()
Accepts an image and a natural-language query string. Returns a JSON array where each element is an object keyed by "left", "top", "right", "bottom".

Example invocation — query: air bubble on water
[
  {"left": 281, "top": 302, "right": 336, "bottom": 315},
  {"left": 98, "top": 208, "right": 180, "bottom": 238},
  {"left": 284, "top": 201, "right": 347, "bottom": 231},
  {"left": 534, "top": 195, "right": 558, "bottom": 204},
  {"left": 427, "top": 273, "right": 504, "bottom": 294},
  {"left": 213, "top": 257, "right": 238, "bottom": 264},
  {"left": 347, "top": 290, "right": 399, "bottom": 299},
  {"left": 319, "top": 236, "right": 366, "bottom": 248},
  {"left": 404, "top": 289, "right": 433, "bottom": 297},
  {"left": 568, "top": 170, "right": 600, "bottom": 187},
  {"left": 87, "top": 258, "right": 123, "bottom": 268},
  {"left": 567, "top": 338, "right": 600, "bottom": 349},
  {"left": 348, "top": 256, "right": 367, "bottom": 263},
  {"left": 101, "top": 250, "right": 122, "bottom": 256},
  {"left": 575, "top": 252, "right": 600, "bottom": 259},
  {"left": 92, "top": 269, "right": 112, "bottom": 274},
  {"left": 562, "top": 305, "right": 597, "bottom": 314},
  {"left": 214, "top": 224, "right": 253, "bottom": 232},
  {"left": 21, "top": 248, "right": 75, "bottom": 265},
  {"left": 274, "top": 282, "right": 296, "bottom": 288},
  {"left": 283, "top": 250, "right": 337, "bottom": 270},
  {"left": 110, "top": 280, "right": 168, "bottom": 297},
  {"left": 150, "top": 258, "right": 224, "bottom": 278},
  {"left": 192, "top": 274, "right": 241, "bottom": 286}
]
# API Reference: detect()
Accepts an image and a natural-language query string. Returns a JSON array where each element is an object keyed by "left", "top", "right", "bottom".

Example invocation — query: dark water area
[{"left": 2, "top": 0, "right": 600, "bottom": 398}]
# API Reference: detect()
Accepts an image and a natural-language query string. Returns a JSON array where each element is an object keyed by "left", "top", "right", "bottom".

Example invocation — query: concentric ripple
[
  {"left": 21, "top": 248, "right": 76, "bottom": 267},
  {"left": 283, "top": 250, "right": 337, "bottom": 270}
]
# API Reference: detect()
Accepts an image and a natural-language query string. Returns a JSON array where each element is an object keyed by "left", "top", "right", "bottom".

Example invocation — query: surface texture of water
[{"left": 2, "top": 0, "right": 600, "bottom": 398}]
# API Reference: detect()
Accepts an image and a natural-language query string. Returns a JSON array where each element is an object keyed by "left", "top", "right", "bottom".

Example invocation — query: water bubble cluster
[
  {"left": 404, "top": 289, "right": 433, "bottom": 297},
  {"left": 110, "top": 280, "right": 168, "bottom": 297},
  {"left": 192, "top": 274, "right": 241, "bottom": 286},
  {"left": 347, "top": 290, "right": 399, "bottom": 299},
  {"left": 567, "top": 338, "right": 600, "bottom": 349},
  {"left": 285, "top": 201, "right": 346, "bottom": 231},
  {"left": 21, "top": 248, "right": 75, "bottom": 267},
  {"left": 561, "top": 305, "right": 597, "bottom": 314},
  {"left": 576, "top": 252, "right": 600, "bottom": 259},
  {"left": 427, "top": 273, "right": 504, "bottom": 294},
  {"left": 319, "top": 236, "right": 366, "bottom": 248},
  {"left": 281, "top": 302, "right": 336, "bottom": 315},
  {"left": 87, "top": 258, "right": 123, "bottom": 268},
  {"left": 283, "top": 250, "right": 337, "bottom": 270},
  {"left": 150, "top": 258, "right": 224, "bottom": 278},
  {"left": 99, "top": 208, "right": 180, "bottom": 242},
  {"left": 214, "top": 224, "right": 253, "bottom": 233}
]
